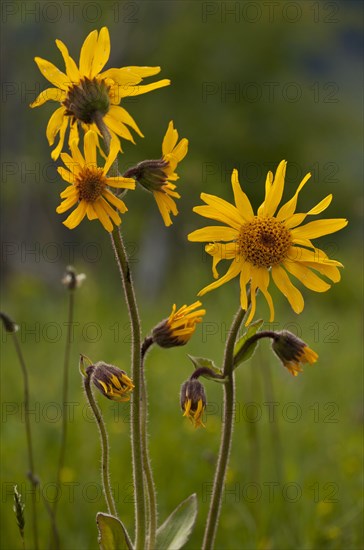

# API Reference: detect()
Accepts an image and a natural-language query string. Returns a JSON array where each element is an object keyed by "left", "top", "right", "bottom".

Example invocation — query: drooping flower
[
  {"left": 30, "top": 27, "right": 170, "bottom": 159},
  {"left": 188, "top": 160, "right": 348, "bottom": 325},
  {"left": 126, "top": 121, "right": 188, "bottom": 226},
  {"left": 88, "top": 362, "right": 134, "bottom": 402},
  {"left": 56, "top": 129, "right": 135, "bottom": 231},
  {"left": 271, "top": 330, "right": 318, "bottom": 376},
  {"left": 152, "top": 301, "right": 205, "bottom": 348},
  {"left": 180, "top": 379, "right": 207, "bottom": 428}
]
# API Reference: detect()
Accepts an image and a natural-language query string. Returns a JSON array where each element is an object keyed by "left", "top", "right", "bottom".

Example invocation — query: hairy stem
[
  {"left": 83, "top": 373, "right": 117, "bottom": 517},
  {"left": 202, "top": 306, "right": 247, "bottom": 550},
  {"left": 11, "top": 333, "right": 39, "bottom": 550}
]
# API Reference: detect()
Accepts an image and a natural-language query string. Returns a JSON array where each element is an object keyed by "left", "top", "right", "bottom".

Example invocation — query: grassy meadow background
[{"left": 1, "top": 1, "right": 363, "bottom": 549}]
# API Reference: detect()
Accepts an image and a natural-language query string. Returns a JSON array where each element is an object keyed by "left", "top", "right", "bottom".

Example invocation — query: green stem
[
  {"left": 202, "top": 306, "right": 247, "bottom": 550},
  {"left": 53, "top": 290, "right": 74, "bottom": 515},
  {"left": 83, "top": 372, "right": 117, "bottom": 517},
  {"left": 141, "top": 339, "right": 157, "bottom": 550},
  {"left": 110, "top": 228, "right": 146, "bottom": 549},
  {"left": 11, "top": 333, "right": 39, "bottom": 550}
]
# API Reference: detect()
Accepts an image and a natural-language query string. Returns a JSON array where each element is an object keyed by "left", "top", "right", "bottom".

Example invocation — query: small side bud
[
  {"left": 13, "top": 485, "right": 25, "bottom": 541},
  {"left": 90, "top": 362, "right": 134, "bottom": 402},
  {"left": 152, "top": 301, "right": 206, "bottom": 348},
  {"left": 62, "top": 266, "right": 86, "bottom": 290},
  {"left": 128, "top": 159, "right": 169, "bottom": 193},
  {"left": 180, "top": 379, "right": 207, "bottom": 428},
  {"left": 0, "top": 312, "right": 19, "bottom": 333},
  {"left": 272, "top": 330, "right": 318, "bottom": 376}
]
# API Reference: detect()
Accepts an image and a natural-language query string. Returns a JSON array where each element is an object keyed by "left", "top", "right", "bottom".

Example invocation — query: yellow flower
[
  {"left": 152, "top": 301, "right": 205, "bottom": 347},
  {"left": 129, "top": 121, "right": 188, "bottom": 226},
  {"left": 90, "top": 362, "right": 134, "bottom": 402},
  {"left": 30, "top": 27, "right": 170, "bottom": 159},
  {"left": 56, "top": 129, "right": 135, "bottom": 231},
  {"left": 271, "top": 330, "right": 318, "bottom": 376},
  {"left": 188, "top": 160, "right": 348, "bottom": 325},
  {"left": 180, "top": 379, "right": 207, "bottom": 428}
]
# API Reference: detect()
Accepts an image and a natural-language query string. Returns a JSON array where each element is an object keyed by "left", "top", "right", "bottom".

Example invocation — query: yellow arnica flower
[
  {"left": 56, "top": 129, "right": 135, "bottom": 231},
  {"left": 180, "top": 379, "right": 207, "bottom": 429},
  {"left": 30, "top": 27, "right": 170, "bottom": 159},
  {"left": 271, "top": 330, "right": 318, "bottom": 376},
  {"left": 152, "top": 301, "right": 206, "bottom": 347},
  {"left": 131, "top": 121, "right": 188, "bottom": 226},
  {"left": 188, "top": 160, "right": 348, "bottom": 325},
  {"left": 90, "top": 362, "right": 134, "bottom": 402}
]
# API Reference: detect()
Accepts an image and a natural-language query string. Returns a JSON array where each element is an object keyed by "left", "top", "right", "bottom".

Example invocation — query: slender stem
[
  {"left": 83, "top": 373, "right": 117, "bottom": 517},
  {"left": 110, "top": 228, "right": 146, "bottom": 549},
  {"left": 140, "top": 338, "right": 157, "bottom": 550},
  {"left": 202, "top": 306, "right": 247, "bottom": 550},
  {"left": 11, "top": 333, "right": 39, "bottom": 550},
  {"left": 53, "top": 290, "right": 74, "bottom": 516}
]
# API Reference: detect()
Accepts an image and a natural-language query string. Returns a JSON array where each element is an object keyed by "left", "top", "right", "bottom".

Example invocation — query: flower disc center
[
  {"left": 76, "top": 167, "right": 106, "bottom": 202},
  {"left": 238, "top": 216, "right": 292, "bottom": 267}
]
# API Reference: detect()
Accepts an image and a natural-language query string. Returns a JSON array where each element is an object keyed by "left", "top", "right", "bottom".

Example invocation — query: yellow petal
[
  {"left": 34, "top": 57, "right": 69, "bottom": 90},
  {"left": 83, "top": 130, "right": 97, "bottom": 166},
  {"left": 46, "top": 106, "right": 67, "bottom": 145},
  {"left": 118, "top": 79, "right": 171, "bottom": 98},
  {"left": 60, "top": 186, "right": 77, "bottom": 199},
  {"left": 206, "top": 242, "right": 239, "bottom": 278},
  {"left": 200, "top": 193, "right": 245, "bottom": 228},
  {"left": 239, "top": 262, "right": 252, "bottom": 311},
  {"left": 154, "top": 192, "right": 173, "bottom": 226},
  {"left": 57, "top": 166, "right": 75, "bottom": 184},
  {"left": 231, "top": 169, "right": 254, "bottom": 221},
  {"left": 99, "top": 68, "right": 142, "bottom": 85},
  {"left": 246, "top": 267, "right": 274, "bottom": 325},
  {"left": 50, "top": 117, "right": 69, "bottom": 160},
  {"left": 106, "top": 177, "right": 135, "bottom": 189},
  {"left": 122, "top": 66, "right": 162, "bottom": 78},
  {"left": 287, "top": 246, "right": 343, "bottom": 267},
  {"left": 91, "top": 27, "right": 110, "bottom": 78},
  {"left": 86, "top": 204, "right": 98, "bottom": 220},
  {"left": 30, "top": 87, "right": 64, "bottom": 108},
  {"left": 291, "top": 218, "right": 348, "bottom": 239},
  {"left": 63, "top": 201, "right": 88, "bottom": 229},
  {"left": 188, "top": 226, "right": 239, "bottom": 242},
  {"left": 162, "top": 121, "right": 178, "bottom": 155},
  {"left": 103, "top": 189, "right": 128, "bottom": 212},
  {"left": 99, "top": 197, "right": 121, "bottom": 226},
  {"left": 198, "top": 258, "right": 242, "bottom": 295},
  {"left": 92, "top": 199, "right": 113, "bottom": 232},
  {"left": 102, "top": 133, "right": 121, "bottom": 175},
  {"left": 79, "top": 29, "right": 98, "bottom": 78},
  {"left": 271, "top": 264, "right": 304, "bottom": 314},
  {"left": 283, "top": 261, "right": 331, "bottom": 292},
  {"left": 170, "top": 138, "right": 188, "bottom": 162},
  {"left": 55, "top": 40, "right": 80, "bottom": 82},
  {"left": 276, "top": 172, "right": 311, "bottom": 221},
  {"left": 300, "top": 262, "right": 341, "bottom": 283},
  {"left": 103, "top": 113, "right": 135, "bottom": 143},
  {"left": 262, "top": 160, "right": 287, "bottom": 217},
  {"left": 60, "top": 152, "right": 81, "bottom": 176},
  {"left": 56, "top": 195, "right": 78, "bottom": 213},
  {"left": 69, "top": 140, "right": 85, "bottom": 168},
  {"left": 107, "top": 105, "right": 143, "bottom": 137}
]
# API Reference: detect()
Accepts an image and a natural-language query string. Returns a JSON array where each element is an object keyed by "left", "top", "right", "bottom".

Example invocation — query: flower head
[
  {"left": 188, "top": 161, "right": 348, "bottom": 325},
  {"left": 152, "top": 301, "right": 205, "bottom": 348},
  {"left": 271, "top": 330, "right": 318, "bottom": 376},
  {"left": 129, "top": 121, "right": 188, "bottom": 226},
  {"left": 30, "top": 27, "right": 170, "bottom": 159},
  {"left": 180, "top": 379, "right": 207, "bottom": 428},
  {"left": 88, "top": 362, "right": 134, "bottom": 402},
  {"left": 56, "top": 129, "right": 135, "bottom": 231}
]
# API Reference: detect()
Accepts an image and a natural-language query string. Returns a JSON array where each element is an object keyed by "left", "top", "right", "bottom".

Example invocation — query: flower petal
[
  {"left": 56, "top": 195, "right": 78, "bottom": 213},
  {"left": 34, "top": 57, "right": 69, "bottom": 90},
  {"left": 193, "top": 205, "right": 241, "bottom": 231},
  {"left": 283, "top": 260, "right": 331, "bottom": 292},
  {"left": 276, "top": 172, "right": 311, "bottom": 221},
  {"left": 99, "top": 197, "right": 121, "bottom": 226},
  {"left": 91, "top": 27, "right": 110, "bottom": 78},
  {"left": 106, "top": 177, "right": 135, "bottom": 189},
  {"left": 118, "top": 79, "right": 171, "bottom": 98},
  {"left": 103, "top": 113, "right": 135, "bottom": 143},
  {"left": 57, "top": 166, "right": 75, "bottom": 184},
  {"left": 30, "top": 87, "right": 65, "bottom": 108},
  {"left": 46, "top": 106, "right": 67, "bottom": 145},
  {"left": 291, "top": 218, "right": 348, "bottom": 239},
  {"left": 200, "top": 193, "right": 245, "bottom": 228},
  {"left": 92, "top": 199, "right": 113, "bottom": 232},
  {"left": 162, "top": 121, "right": 178, "bottom": 155},
  {"left": 271, "top": 264, "right": 304, "bottom": 314},
  {"left": 188, "top": 226, "right": 239, "bottom": 242},
  {"left": 79, "top": 29, "right": 98, "bottom": 78},
  {"left": 286, "top": 246, "right": 343, "bottom": 267},
  {"left": 63, "top": 201, "right": 88, "bottom": 229},
  {"left": 84, "top": 130, "right": 97, "bottom": 166},
  {"left": 231, "top": 169, "right": 254, "bottom": 221},
  {"left": 205, "top": 242, "right": 239, "bottom": 277},
  {"left": 260, "top": 160, "right": 287, "bottom": 217},
  {"left": 51, "top": 116, "right": 69, "bottom": 160},
  {"left": 246, "top": 267, "right": 274, "bottom": 325},
  {"left": 55, "top": 39, "right": 80, "bottom": 82},
  {"left": 198, "top": 258, "right": 242, "bottom": 296},
  {"left": 239, "top": 262, "right": 252, "bottom": 311},
  {"left": 107, "top": 105, "right": 143, "bottom": 137},
  {"left": 103, "top": 189, "right": 128, "bottom": 212},
  {"left": 86, "top": 204, "right": 98, "bottom": 220}
]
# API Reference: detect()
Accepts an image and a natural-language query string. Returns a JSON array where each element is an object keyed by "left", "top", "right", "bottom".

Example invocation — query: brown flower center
[
  {"left": 238, "top": 216, "right": 292, "bottom": 267},
  {"left": 63, "top": 77, "right": 110, "bottom": 124},
  {"left": 76, "top": 167, "right": 107, "bottom": 202}
]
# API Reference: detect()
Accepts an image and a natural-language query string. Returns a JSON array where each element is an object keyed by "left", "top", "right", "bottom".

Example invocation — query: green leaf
[
  {"left": 233, "top": 319, "right": 264, "bottom": 368},
  {"left": 97, "top": 513, "right": 133, "bottom": 550},
  {"left": 156, "top": 494, "right": 198, "bottom": 549},
  {"left": 187, "top": 356, "right": 227, "bottom": 383}
]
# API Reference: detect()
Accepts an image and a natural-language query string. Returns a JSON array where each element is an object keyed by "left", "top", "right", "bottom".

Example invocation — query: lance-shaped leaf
[
  {"left": 187, "top": 356, "right": 227, "bottom": 383},
  {"left": 97, "top": 513, "right": 133, "bottom": 550},
  {"left": 156, "top": 494, "right": 197, "bottom": 549},
  {"left": 233, "top": 319, "right": 264, "bottom": 368}
]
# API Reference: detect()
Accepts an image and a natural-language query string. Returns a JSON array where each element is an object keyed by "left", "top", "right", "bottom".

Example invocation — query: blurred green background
[{"left": 1, "top": 1, "right": 363, "bottom": 549}]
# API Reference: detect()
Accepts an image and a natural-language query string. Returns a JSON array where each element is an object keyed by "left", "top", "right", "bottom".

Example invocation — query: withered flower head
[{"left": 180, "top": 378, "right": 207, "bottom": 428}]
